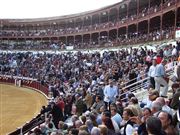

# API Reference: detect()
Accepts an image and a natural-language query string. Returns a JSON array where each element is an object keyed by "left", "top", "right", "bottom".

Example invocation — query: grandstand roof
[{"left": 0, "top": 0, "right": 122, "bottom": 23}]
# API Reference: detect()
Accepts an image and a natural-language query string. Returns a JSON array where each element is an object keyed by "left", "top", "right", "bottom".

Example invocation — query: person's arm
[
  {"left": 91, "top": 102, "right": 96, "bottom": 110},
  {"left": 174, "top": 66, "right": 178, "bottom": 78},
  {"left": 114, "top": 87, "right": 118, "bottom": 98},
  {"left": 130, "top": 116, "right": 145, "bottom": 135},
  {"left": 148, "top": 66, "right": 152, "bottom": 77},
  {"left": 103, "top": 86, "right": 108, "bottom": 98}
]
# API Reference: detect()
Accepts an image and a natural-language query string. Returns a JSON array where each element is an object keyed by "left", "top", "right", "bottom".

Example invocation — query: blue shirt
[
  {"left": 154, "top": 64, "right": 165, "bottom": 77},
  {"left": 112, "top": 113, "right": 122, "bottom": 126}
]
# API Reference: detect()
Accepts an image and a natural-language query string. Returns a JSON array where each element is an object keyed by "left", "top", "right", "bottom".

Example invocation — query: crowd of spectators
[
  {"left": 0, "top": 41, "right": 180, "bottom": 135},
  {"left": 0, "top": 26, "right": 175, "bottom": 51}
]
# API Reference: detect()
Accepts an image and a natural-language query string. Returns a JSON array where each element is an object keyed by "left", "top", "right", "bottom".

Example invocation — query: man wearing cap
[
  {"left": 103, "top": 79, "right": 118, "bottom": 110},
  {"left": 154, "top": 59, "right": 168, "bottom": 97}
]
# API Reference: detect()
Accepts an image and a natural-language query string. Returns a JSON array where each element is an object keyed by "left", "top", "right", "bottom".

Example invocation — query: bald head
[
  {"left": 156, "top": 97, "right": 165, "bottom": 106},
  {"left": 151, "top": 101, "right": 162, "bottom": 114}
]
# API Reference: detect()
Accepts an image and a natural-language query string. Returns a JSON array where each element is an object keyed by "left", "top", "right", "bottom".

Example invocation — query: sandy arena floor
[{"left": 0, "top": 84, "right": 47, "bottom": 135}]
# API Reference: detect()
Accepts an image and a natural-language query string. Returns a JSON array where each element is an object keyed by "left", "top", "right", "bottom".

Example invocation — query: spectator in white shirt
[
  {"left": 103, "top": 79, "right": 118, "bottom": 110},
  {"left": 172, "top": 45, "right": 177, "bottom": 56},
  {"left": 148, "top": 59, "right": 157, "bottom": 89},
  {"left": 122, "top": 108, "right": 135, "bottom": 135},
  {"left": 165, "top": 58, "right": 173, "bottom": 71},
  {"left": 171, "top": 62, "right": 180, "bottom": 82}
]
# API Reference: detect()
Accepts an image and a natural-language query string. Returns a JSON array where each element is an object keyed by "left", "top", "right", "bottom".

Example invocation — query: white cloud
[{"left": 0, "top": 0, "right": 122, "bottom": 19}]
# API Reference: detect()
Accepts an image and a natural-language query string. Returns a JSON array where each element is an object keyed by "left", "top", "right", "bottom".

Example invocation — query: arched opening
[
  {"left": 149, "top": 0, "right": 161, "bottom": 13},
  {"left": 83, "top": 16, "right": 91, "bottom": 26},
  {"left": 38, "top": 38, "right": 49, "bottom": 50},
  {"left": 138, "top": 20, "right": 148, "bottom": 42},
  {"left": 59, "top": 21, "right": 66, "bottom": 29},
  {"left": 59, "top": 36, "right": 66, "bottom": 49},
  {"left": 139, "top": 0, "right": 149, "bottom": 15},
  {"left": 67, "top": 20, "right": 74, "bottom": 28},
  {"left": 109, "top": 8, "right": 118, "bottom": 23},
  {"left": 150, "top": 0, "right": 161, "bottom": 8},
  {"left": 149, "top": 16, "right": 161, "bottom": 41},
  {"left": 92, "top": 14, "right": 100, "bottom": 25},
  {"left": 162, "top": 11, "right": 175, "bottom": 39},
  {"left": 100, "top": 11, "right": 109, "bottom": 23},
  {"left": 75, "top": 35, "right": 82, "bottom": 44},
  {"left": 75, "top": 35, "right": 82, "bottom": 48},
  {"left": 128, "top": 24, "right": 137, "bottom": 44},
  {"left": 67, "top": 36, "right": 74, "bottom": 45},
  {"left": 118, "top": 27, "right": 127, "bottom": 45},
  {"left": 138, "top": 20, "right": 148, "bottom": 34},
  {"left": 91, "top": 33, "right": 99, "bottom": 45},
  {"left": 83, "top": 34, "right": 90, "bottom": 48},
  {"left": 119, "top": 4, "right": 127, "bottom": 21},
  {"left": 109, "top": 29, "right": 117, "bottom": 42},
  {"left": 128, "top": 0, "right": 137, "bottom": 18},
  {"left": 75, "top": 18, "right": 83, "bottom": 28},
  {"left": 100, "top": 31, "right": 108, "bottom": 45}
]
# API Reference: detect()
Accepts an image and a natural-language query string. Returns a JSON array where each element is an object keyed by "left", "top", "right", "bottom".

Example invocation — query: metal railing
[{"left": 119, "top": 61, "right": 177, "bottom": 102}]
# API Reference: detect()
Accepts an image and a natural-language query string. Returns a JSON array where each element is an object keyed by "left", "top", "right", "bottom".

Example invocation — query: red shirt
[
  {"left": 57, "top": 100, "right": 65, "bottom": 110},
  {"left": 156, "top": 57, "right": 162, "bottom": 64}
]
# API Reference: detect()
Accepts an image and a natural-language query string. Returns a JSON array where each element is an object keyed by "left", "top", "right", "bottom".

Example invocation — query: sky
[{"left": 0, "top": 0, "right": 122, "bottom": 19}]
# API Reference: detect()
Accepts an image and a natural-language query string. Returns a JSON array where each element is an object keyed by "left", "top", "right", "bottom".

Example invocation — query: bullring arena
[
  {"left": 0, "top": 0, "right": 180, "bottom": 134},
  {"left": 0, "top": 83, "right": 47, "bottom": 135}
]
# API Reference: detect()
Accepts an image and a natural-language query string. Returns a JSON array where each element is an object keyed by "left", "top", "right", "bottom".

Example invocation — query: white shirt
[
  {"left": 126, "top": 124, "right": 135, "bottom": 135},
  {"left": 148, "top": 65, "right": 156, "bottom": 77},
  {"left": 162, "top": 105, "right": 174, "bottom": 116},
  {"left": 172, "top": 48, "right": 177, "bottom": 56},
  {"left": 174, "top": 65, "right": 180, "bottom": 78},
  {"left": 165, "top": 62, "right": 173, "bottom": 71},
  {"left": 103, "top": 85, "right": 118, "bottom": 102},
  {"left": 142, "top": 98, "right": 153, "bottom": 109}
]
